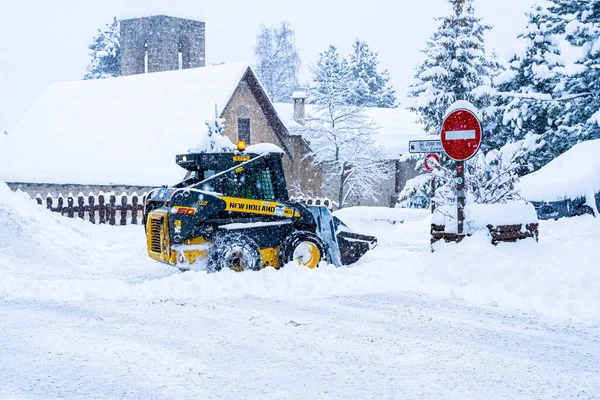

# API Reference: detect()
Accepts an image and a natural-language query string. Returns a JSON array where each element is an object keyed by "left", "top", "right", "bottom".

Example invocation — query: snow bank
[
  {"left": 0, "top": 182, "right": 94, "bottom": 267},
  {"left": 517, "top": 139, "right": 600, "bottom": 202},
  {"left": 120, "top": 0, "right": 205, "bottom": 21},
  {"left": 0, "top": 181, "right": 171, "bottom": 281},
  {"left": 333, "top": 207, "right": 429, "bottom": 225},
  {"left": 1, "top": 215, "right": 598, "bottom": 322},
  {"left": 0, "top": 201, "right": 598, "bottom": 323}
]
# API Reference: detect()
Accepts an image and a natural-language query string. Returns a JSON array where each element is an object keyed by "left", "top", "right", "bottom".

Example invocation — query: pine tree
[
  {"left": 494, "top": 5, "right": 565, "bottom": 172},
  {"left": 348, "top": 39, "right": 398, "bottom": 108},
  {"left": 310, "top": 46, "right": 354, "bottom": 105},
  {"left": 253, "top": 21, "right": 301, "bottom": 102},
  {"left": 545, "top": 0, "right": 600, "bottom": 146},
  {"left": 303, "top": 46, "right": 390, "bottom": 208},
  {"left": 83, "top": 17, "right": 121, "bottom": 80},
  {"left": 408, "top": 0, "right": 501, "bottom": 140}
]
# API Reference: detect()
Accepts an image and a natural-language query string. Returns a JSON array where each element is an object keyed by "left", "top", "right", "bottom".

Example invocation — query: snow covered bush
[
  {"left": 397, "top": 174, "right": 431, "bottom": 209},
  {"left": 399, "top": 143, "right": 525, "bottom": 210},
  {"left": 464, "top": 144, "right": 525, "bottom": 204}
]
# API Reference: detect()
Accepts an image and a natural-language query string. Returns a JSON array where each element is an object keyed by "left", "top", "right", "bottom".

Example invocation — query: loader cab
[{"left": 178, "top": 151, "right": 289, "bottom": 202}]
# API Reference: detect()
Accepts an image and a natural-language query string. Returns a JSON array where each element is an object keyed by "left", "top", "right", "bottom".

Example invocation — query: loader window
[
  {"left": 213, "top": 166, "right": 276, "bottom": 201},
  {"left": 258, "top": 168, "right": 275, "bottom": 200}
]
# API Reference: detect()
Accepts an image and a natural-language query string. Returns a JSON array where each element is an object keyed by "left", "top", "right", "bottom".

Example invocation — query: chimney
[{"left": 292, "top": 91, "right": 307, "bottom": 125}]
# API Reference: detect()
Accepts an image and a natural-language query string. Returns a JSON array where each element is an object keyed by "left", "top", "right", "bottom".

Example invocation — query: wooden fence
[
  {"left": 36, "top": 193, "right": 334, "bottom": 226},
  {"left": 290, "top": 197, "right": 335, "bottom": 210},
  {"left": 36, "top": 193, "right": 146, "bottom": 225}
]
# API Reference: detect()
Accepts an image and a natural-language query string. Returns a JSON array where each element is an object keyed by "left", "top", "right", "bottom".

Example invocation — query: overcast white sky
[{"left": 0, "top": 0, "right": 539, "bottom": 132}]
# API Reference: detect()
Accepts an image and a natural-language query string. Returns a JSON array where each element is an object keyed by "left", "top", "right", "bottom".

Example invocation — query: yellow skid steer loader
[{"left": 143, "top": 143, "right": 377, "bottom": 272}]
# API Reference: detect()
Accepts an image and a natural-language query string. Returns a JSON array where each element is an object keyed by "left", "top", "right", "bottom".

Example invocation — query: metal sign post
[
  {"left": 424, "top": 153, "right": 440, "bottom": 215},
  {"left": 457, "top": 161, "right": 465, "bottom": 234}
]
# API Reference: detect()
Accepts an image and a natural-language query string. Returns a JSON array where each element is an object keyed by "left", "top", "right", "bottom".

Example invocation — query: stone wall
[
  {"left": 321, "top": 158, "right": 420, "bottom": 208},
  {"left": 7, "top": 182, "right": 154, "bottom": 199},
  {"left": 121, "top": 15, "right": 205, "bottom": 76},
  {"left": 220, "top": 80, "right": 323, "bottom": 197}
]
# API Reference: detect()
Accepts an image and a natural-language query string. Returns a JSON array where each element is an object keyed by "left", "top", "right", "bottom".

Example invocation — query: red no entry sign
[
  {"left": 441, "top": 108, "right": 482, "bottom": 161},
  {"left": 424, "top": 153, "right": 440, "bottom": 172}
]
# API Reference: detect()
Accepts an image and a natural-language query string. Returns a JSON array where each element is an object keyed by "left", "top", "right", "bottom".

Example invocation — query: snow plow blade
[{"left": 337, "top": 231, "right": 378, "bottom": 265}]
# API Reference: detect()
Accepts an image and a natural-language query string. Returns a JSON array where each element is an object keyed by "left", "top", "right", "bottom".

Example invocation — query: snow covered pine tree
[
  {"left": 303, "top": 46, "right": 389, "bottom": 208},
  {"left": 348, "top": 39, "right": 398, "bottom": 108},
  {"left": 545, "top": 0, "right": 600, "bottom": 147},
  {"left": 195, "top": 118, "right": 235, "bottom": 153},
  {"left": 253, "top": 21, "right": 301, "bottom": 102},
  {"left": 494, "top": 5, "right": 565, "bottom": 172},
  {"left": 399, "top": 0, "right": 511, "bottom": 209},
  {"left": 83, "top": 17, "right": 120, "bottom": 80},
  {"left": 408, "top": 0, "right": 501, "bottom": 139}
]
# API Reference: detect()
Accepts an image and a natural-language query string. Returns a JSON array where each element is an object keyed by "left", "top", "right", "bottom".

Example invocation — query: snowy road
[
  {"left": 1, "top": 188, "right": 600, "bottom": 398},
  {"left": 2, "top": 292, "right": 599, "bottom": 399}
]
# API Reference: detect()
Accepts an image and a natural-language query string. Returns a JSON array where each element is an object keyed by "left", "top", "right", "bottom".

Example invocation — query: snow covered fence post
[
  {"left": 98, "top": 194, "right": 105, "bottom": 224},
  {"left": 109, "top": 194, "right": 116, "bottom": 226},
  {"left": 88, "top": 195, "right": 96, "bottom": 224},
  {"left": 131, "top": 195, "right": 139, "bottom": 225}
]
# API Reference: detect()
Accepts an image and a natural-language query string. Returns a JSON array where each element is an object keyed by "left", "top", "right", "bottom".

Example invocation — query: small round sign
[
  {"left": 424, "top": 153, "right": 440, "bottom": 172},
  {"left": 441, "top": 108, "right": 482, "bottom": 161}
]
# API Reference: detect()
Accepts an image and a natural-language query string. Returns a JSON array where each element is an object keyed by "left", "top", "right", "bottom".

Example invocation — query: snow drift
[
  {"left": 1, "top": 183, "right": 599, "bottom": 322},
  {"left": 518, "top": 139, "right": 600, "bottom": 202}
]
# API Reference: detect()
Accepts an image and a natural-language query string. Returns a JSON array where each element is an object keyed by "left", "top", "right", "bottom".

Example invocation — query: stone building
[
  {"left": 0, "top": 64, "right": 321, "bottom": 198},
  {"left": 274, "top": 99, "right": 426, "bottom": 207},
  {"left": 120, "top": 15, "right": 205, "bottom": 76},
  {"left": 2, "top": 10, "right": 321, "bottom": 199}
]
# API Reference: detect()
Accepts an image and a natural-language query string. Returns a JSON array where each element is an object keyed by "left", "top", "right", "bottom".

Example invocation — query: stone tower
[{"left": 120, "top": 15, "right": 205, "bottom": 76}]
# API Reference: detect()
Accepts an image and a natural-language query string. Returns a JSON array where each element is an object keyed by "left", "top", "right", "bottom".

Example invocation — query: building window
[{"left": 238, "top": 118, "right": 250, "bottom": 144}]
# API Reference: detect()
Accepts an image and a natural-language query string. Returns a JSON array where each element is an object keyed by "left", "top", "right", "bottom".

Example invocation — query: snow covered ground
[{"left": 1, "top": 184, "right": 599, "bottom": 399}]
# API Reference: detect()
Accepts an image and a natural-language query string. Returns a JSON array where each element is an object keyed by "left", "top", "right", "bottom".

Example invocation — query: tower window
[
  {"left": 144, "top": 42, "right": 148, "bottom": 73},
  {"left": 237, "top": 118, "right": 251, "bottom": 144},
  {"left": 178, "top": 42, "right": 183, "bottom": 70}
]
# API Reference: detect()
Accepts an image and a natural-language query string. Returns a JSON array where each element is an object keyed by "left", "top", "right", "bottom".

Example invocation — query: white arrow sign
[{"left": 408, "top": 140, "right": 443, "bottom": 154}]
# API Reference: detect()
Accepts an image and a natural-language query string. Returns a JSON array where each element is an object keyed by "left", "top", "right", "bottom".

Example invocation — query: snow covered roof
[
  {"left": 120, "top": 0, "right": 205, "bottom": 21},
  {"left": 0, "top": 63, "right": 252, "bottom": 187},
  {"left": 517, "top": 139, "right": 600, "bottom": 202},
  {"left": 273, "top": 103, "right": 427, "bottom": 159}
]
